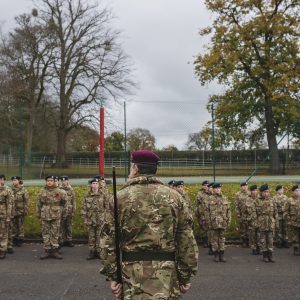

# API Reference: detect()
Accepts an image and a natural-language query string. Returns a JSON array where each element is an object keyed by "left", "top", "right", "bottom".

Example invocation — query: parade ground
[{"left": 1, "top": 244, "right": 299, "bottom": 300}]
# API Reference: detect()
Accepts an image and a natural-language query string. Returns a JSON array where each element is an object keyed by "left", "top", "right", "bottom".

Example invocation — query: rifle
[{"left": 112, "top": 167, "right": 124, "bottom": 299}]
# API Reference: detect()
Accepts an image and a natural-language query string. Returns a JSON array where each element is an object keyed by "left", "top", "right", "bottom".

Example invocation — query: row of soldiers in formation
[
  {"left": 193, "top": 180, "right": 300, "bottom": 263},
  {"left": 0, "top": 174, "right": 110, "bottom": 260},
  {"left": 1, "top": 173, "right": 300, "bottom": 263}
]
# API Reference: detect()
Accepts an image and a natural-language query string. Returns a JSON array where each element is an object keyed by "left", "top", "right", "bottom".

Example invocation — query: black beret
[
  {"left": 202, "top": 180, "right": 210, "bottom": 186},
  {"left": 11, "top": 176, "right": 21, "bottom": 181},
  {"left": 93, "top": 175, "right": 105, "bottom": 180},
  {"left": 208, "top": 182, "right": 214, "bottom": 188},
  {"left": 168, "top": 180, "right": 175, "bottom": 185},
  {"left": 131, "top": 150, "right": 159, "bottom": 165},
  {"left": 45, "top": 175, "right": 55, "bottom": 180},
  {"left": 275, "top": 185, "right": 283, "bottom": 191},
  {"left": 212, "top": 182, "right": 222, "bottom": 189},
  {"left": 240, "top": 181, "right": 248, "bottom": 187},
  {"left": 249, "top": 185, "right": 257, "bottom": 191},
  {"left": 292, "top": 185, "right": 300, "bottom": 191},
  {"left": 59, "top": 175, "right": 69, "bottom": 181},
  {"left": 173, "top": 180, "right": 184, "bottom": 187},
  {"left": 259, "top": 184, "right": 269, "bottom": 192},
  {"left": 0, "top": 174, "right": 6, "bottom": 180},
  {"left": 89, "top": 178, "right": 99, "bottom": 184}
]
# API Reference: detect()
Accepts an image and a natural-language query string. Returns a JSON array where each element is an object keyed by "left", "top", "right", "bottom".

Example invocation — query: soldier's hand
[
  {"left": 180, "top": 283, "right": 191, "bottom": 293},
  {"left": 110, "top": 281, "right": 122, "bottom": 299}
]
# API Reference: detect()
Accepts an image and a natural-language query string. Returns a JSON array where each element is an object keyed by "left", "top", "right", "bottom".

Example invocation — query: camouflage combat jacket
[
  {"left": 100, "top": 175, "right": 198, "bottom": 285},
  {"left": 0, "top": 185, "right": 13, "bottom": 219},
  {"left": 81, "top": 189, "right": 109, "bottom": 227},
  {"left": 60, "top": 185, "right": 76, "bottom": 217},
  {"left": 208, "top": 193, "right": 231, "bottom": 230},
  {"left": 284, "top": 196, "right": 300, "bottom": 227},
  {"left": 272, "top": 194, "right": 288, "bottom": 220},
  {"left": 256, "top": 196, "right": 278, "bottom": 231},
  {"left": 36, "top": 186, "right": 67, "bottom": 221},
  {"left": 195, "top": 189, "right": 211, "bottom": 229},
  {"left": 11, "top": 186, "right": 29, "bottom": 216},
  {"left": 235, "top": 190, "right": 249, "bottom": 221},
  {"left": 241, "top": 196, "right": 257, "bottom": 227}
]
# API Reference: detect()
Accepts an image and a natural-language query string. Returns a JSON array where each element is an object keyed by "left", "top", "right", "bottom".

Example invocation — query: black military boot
[
  {"left": 17, "top": 239, "right": 23, "bottom": 247},
  {"left": 283, "top": 241, "right": 290, "bottom": 248},
  {"left": 7, "top": 247, "right": 14, "bottom": 254},
  {"left": 40, "top": 250, "right": 51, "bottom": 260},
  {"left": 86, "top": 250, "right": 96, "bottom": 260},
  {"left": 219, "top": 251, "right": 226, "bottom": 262},
  {"left": 293, "top": 246, "right": 300, "bottom": 256},
  {"left": 242, "top": 238, "right": 248, "bottom": 248},
  {"left": 0, "top": 251, "right": 6, "bottom": 259},
  {"left": 262, "top": 251, "right": 269, "bottom": 263},
  {"left": 214, "top": 251, "right": 219, "bottom": 262},
  {"left": 13, "top": 238, "right": 18, "bottom": 246},
  {"left": 208, "top": 245, "right": 213, "bottom": 256},
  {"left": 65, "top": 241, "right": 74, "bottom": 247},
  {"left": 252, "top": 248, "right": 257, "bottom": 255},
  {"left": 268, "top": 251, "right": 275, "bottom": 263},
  {"left": 203, "top": 236, "right": 209, "bottom": 248}
]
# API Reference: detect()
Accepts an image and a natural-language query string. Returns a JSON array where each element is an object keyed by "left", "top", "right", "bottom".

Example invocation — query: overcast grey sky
[{"left": 0, "top": 0, "right": 221, "bottom": 150}]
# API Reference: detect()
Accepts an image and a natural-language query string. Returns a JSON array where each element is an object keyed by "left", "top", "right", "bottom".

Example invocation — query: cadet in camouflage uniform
[
  {"left": 208, "top": 182, "right": 231, "bottom": 262},
  {"left": 100, "top": 150, "right": 198, "bottom": 299},
  {"left": 81, "top": 178, "right": 110, "bottom": 260},
  {"left": 59, "top": 176, "right": 76, "bottom": 247},
  {"left": 36, "top": 175, "right": 67, "bottom": 259},
  {"left": 195, "top": 180, "right": 210, "bottom": 248},
  {"left": 256, "top": 184, "right": 278, "bottom": 263},
  {"left": 0, "top": 174, "right": 13, "bottom": 259},
  {"left": 242, "top": 185, "right": 259, "bottom": 255},
  {"left": 272, "top": 185, "right": 289, "bottom": 248},
  {"left": 235, "top": 182, "right": 249, "bottom": 247},
  {"left": 284, "top": 185, "right": 300, "bottom": 256},
  {"left": 11, "top": 176, "right": 29, "bottom": 247}
]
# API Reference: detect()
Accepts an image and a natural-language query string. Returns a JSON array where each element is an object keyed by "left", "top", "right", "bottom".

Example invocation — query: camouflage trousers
[
  {"left": 60, "top": 216, "right": 73, "bottom": 242},
  {"left": 7, "top": 221, "right": 13, "bottom": 249},
  {"left": 122, "top": 260, "right": 181, "bottom": 300},
  {"left": 275, "top": 219, "right": 288, "bottom": 244},
  {"left": 249, "top": 227, "right": 260, "bottom": 250},
  {"left": 240, "top": 221, "right": 249, "bottom": 242},
  {"left": 0, "top": 219, "right": 8, "bottom": 252},
  {"left": 259, "top": 231, "right": 274, "bottom": 252},
  {"left": 88, "top": 225, "right": 101, "bottom": 253},
  {"left": 290, "top": 226, "right": 300, "bottom": 249},
  {"left": 41, "top": 219, "right": 61, "bottom": 250},
  {"left": 211, "top": 229, "right": 226, "bottom": 252},
  {"left": 12, "top": 215, "right": 25, "bottom": 239}
]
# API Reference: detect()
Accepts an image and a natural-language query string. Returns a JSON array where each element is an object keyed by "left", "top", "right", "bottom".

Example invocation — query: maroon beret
[{"left": 131, "top": 150, "right": 160, "bottom": 165}]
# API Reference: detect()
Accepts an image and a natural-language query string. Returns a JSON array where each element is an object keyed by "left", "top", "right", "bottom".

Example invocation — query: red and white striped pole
[{"left": 99, "top": 104, "right": 105, "bottom": 176}]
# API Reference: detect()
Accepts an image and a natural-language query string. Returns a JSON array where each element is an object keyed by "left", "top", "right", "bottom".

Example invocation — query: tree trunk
[
  {"left": 264, "top": 99, "right": 280, "bottom": 174},
  {"left": 56, "top": 128, "right": 68, "bottom": 168}
]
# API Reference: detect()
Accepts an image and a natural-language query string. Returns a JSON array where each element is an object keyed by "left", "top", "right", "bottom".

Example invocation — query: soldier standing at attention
[
  {"left": 81, "top": 178, "right": 110, "bottom": 260},
  {"left": 0, "top": 174, "right": 13, "bottom": 259},
  {"left": 242, "top": 185, "right": 259, "bottom": 255},
  {"left": 195, "top": 180, "right": 210, "bottom": 248},
  {"left": 36, "top": 175, "right": 67, "bottom": 259},
  {"left": 256, "top": 184, "right": 278, "bottom": 263},
  {"left": 235, "top": 182, "right": 249, "bottom": 247},
  {"left": 100, "top": 150, "right": 198, "bottom": 299},
  {"left": 272, "top": 185, "right": 289, "bottom": 248},
  {"left": 11, "top": 176, "right": 29, "bottom": 247},
  {"left": 285, "top": 185, "right": 300, "bottom": 256},
  {"left": 59, "top": 176, "right": 76, "bottom": 247},
  {"left": 208, "top": 182, "right": 231, "bottom": 262}
]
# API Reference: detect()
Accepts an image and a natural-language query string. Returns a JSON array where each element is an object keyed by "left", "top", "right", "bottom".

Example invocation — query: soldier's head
[
  {"left": 53, "top": 176, "right": 60, "bottom": 187},
  {"left": 240, "top": 181, "right": 248, "bottom": 191},
  {"left": 275, "top": 185, "right": 284, "bottom": 195},
  {"left": 11, "top": 176, "right": 21, "bottom": 187},
  {"left": 208, "top": 182, "right": 214, "bottom": 193},
  {"left": 292, "top": 185, "right": 300, "bottom": 197},
  {"left": 202, "top": 180, "right": 210, "bottom": 192},
  {"left": 173, "top": 180, "right": 185, "bottom": 194},
  {"left": 129, "top": 150, "right": 159, "bottom": 178},
  {"left": 249, "top": 185, "right": 258, "bottom": 197},
  {"left": 168, "top": 180, "right": 175, "bottom": 188},
  {"left": 0, "top": 174, "right": 6, "bottom": 186},
  {"left": 59, "top": 176, "right": 69, "bottom": 187},
  {"left": 94, "top": 175, "right": 106, "bottom": 188},
  {"left": 259, "top": 184, "right": 269, "bottom": 198},
  {"left": 89, "top": 178, "right": 99, "bottom": 192},
  {"left": 212, "top": 182, "right": 222, "bottom": 194},
  {"left": 45, "top": 175, "right": 55, "bottom": 187}
]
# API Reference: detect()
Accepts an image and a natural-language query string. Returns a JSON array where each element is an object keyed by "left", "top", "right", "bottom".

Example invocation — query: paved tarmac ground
[{"left": 1, "top": 244, "right": 300, "bottom": 300}]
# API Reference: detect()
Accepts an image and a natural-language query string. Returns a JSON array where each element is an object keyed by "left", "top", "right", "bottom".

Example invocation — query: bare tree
[{"left": 36, "top": 0, "right": 134, "bottom": 166}]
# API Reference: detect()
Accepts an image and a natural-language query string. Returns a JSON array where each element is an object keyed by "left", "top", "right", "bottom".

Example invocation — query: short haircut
[{"left": 136, "top": 163, "right": 157, "bottom": 175}]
